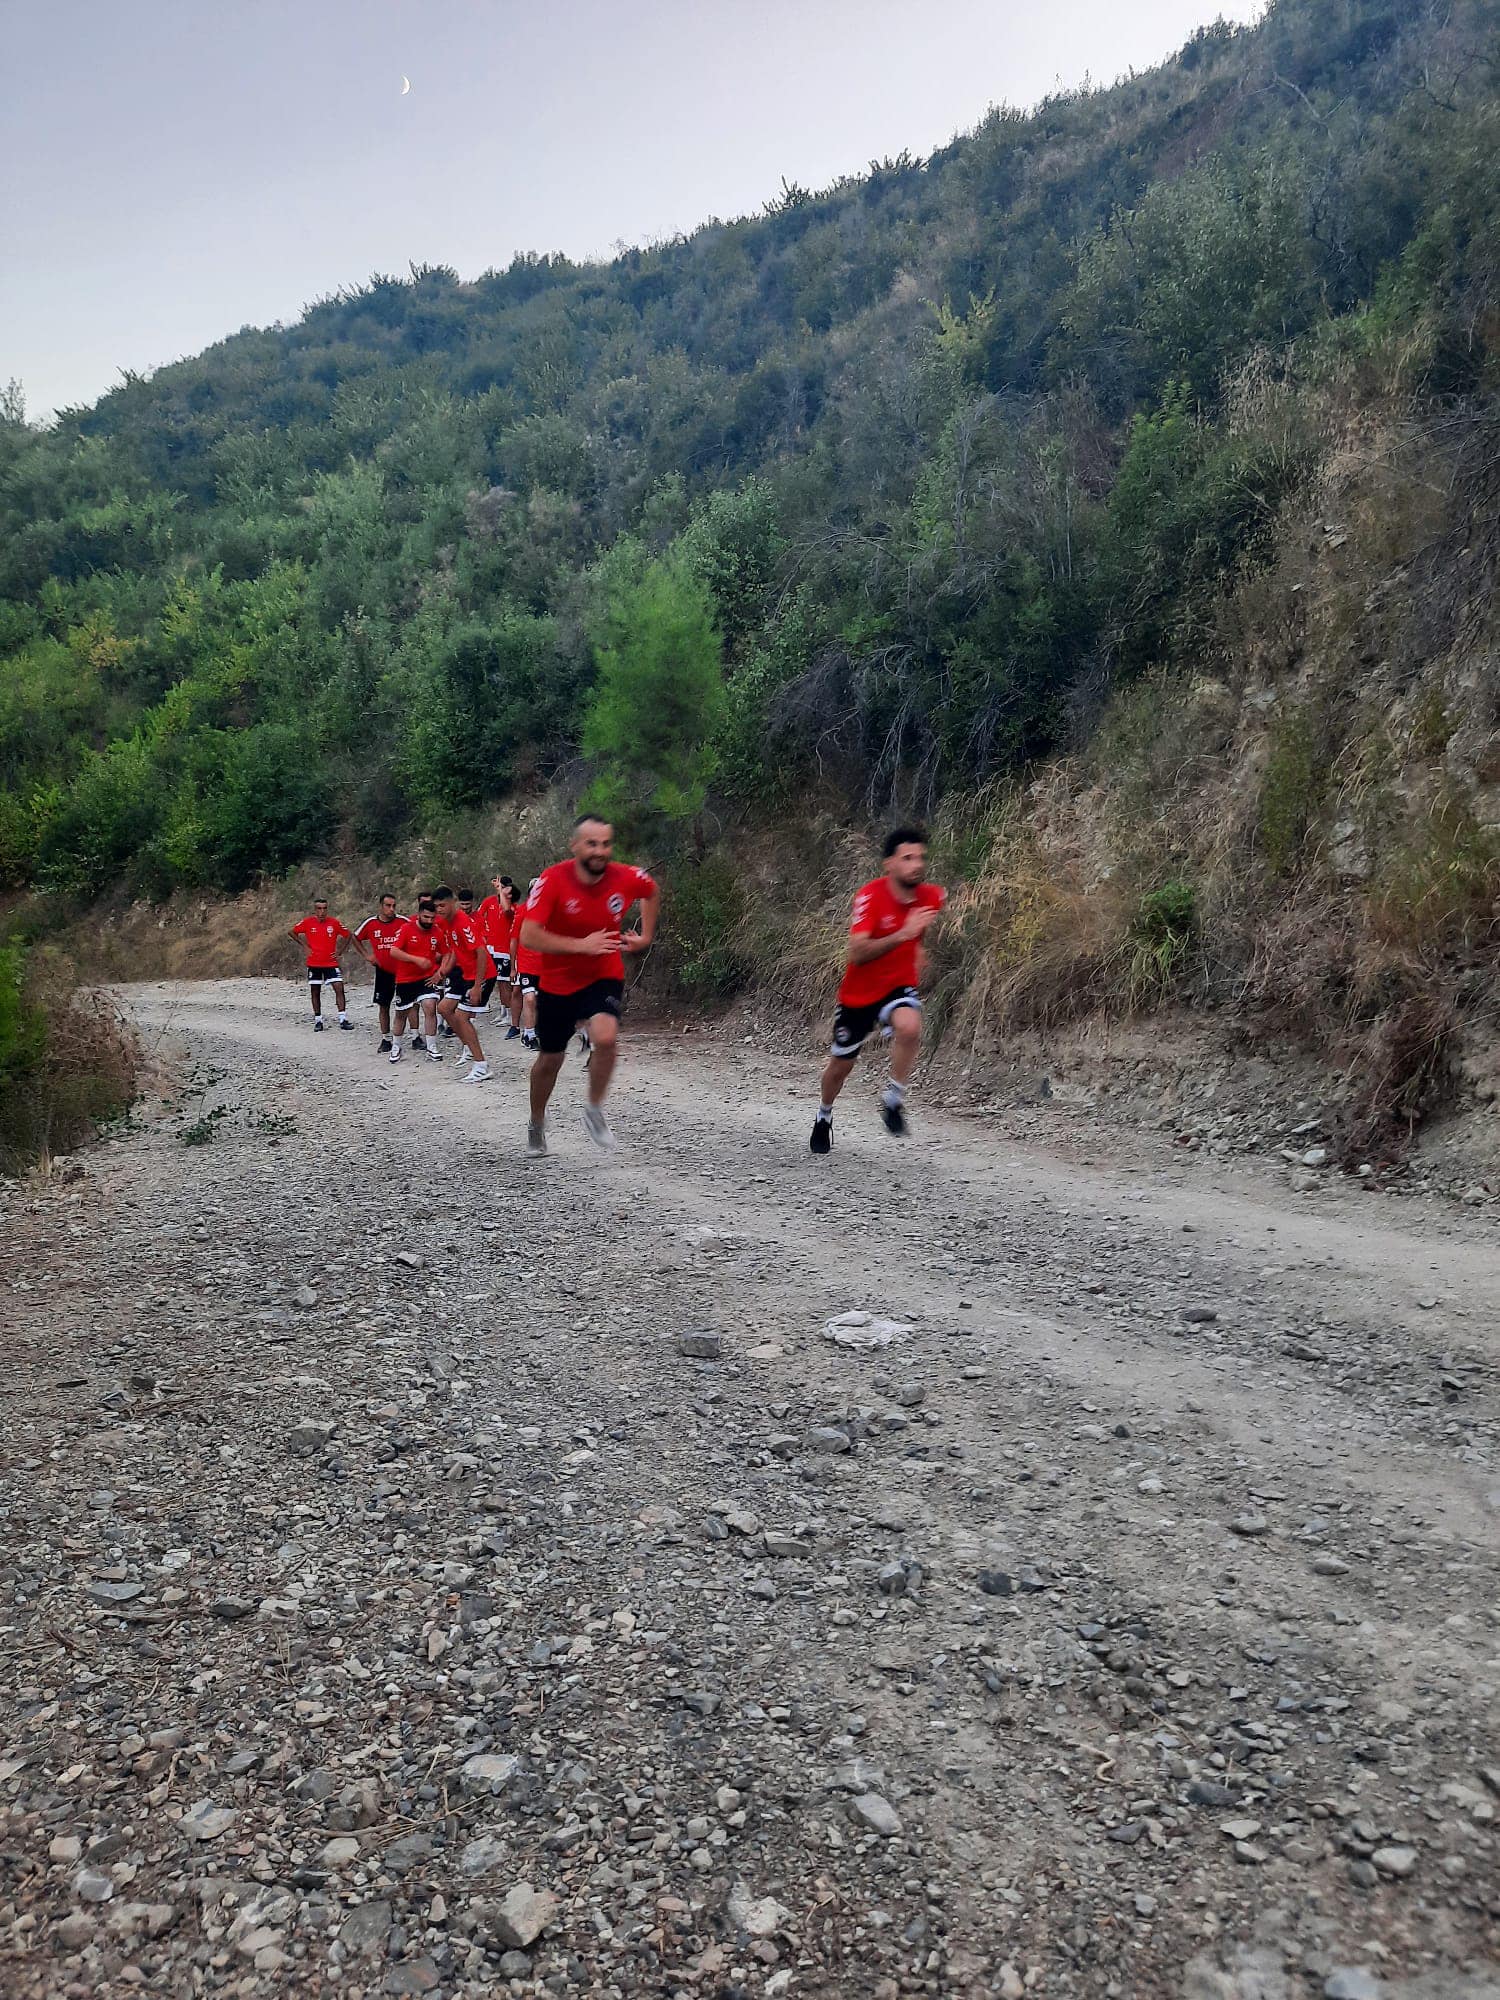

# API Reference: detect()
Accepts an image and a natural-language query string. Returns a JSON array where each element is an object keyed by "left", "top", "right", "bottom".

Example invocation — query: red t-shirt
[
  {"left": 355, "top": 913, "right": 408, "bottom": 973},
  {"left": 526, "top": 860, "right": 657, "bottom": 996},
  {"left": 837, "top": 878, "right": 946, "bottom": 1006},
  {"left": 448, "top": 908, "right": 486, "bottom": 981},
  {"left": 511, "top": 881, "right": 543, "bottom": 977},
  {"left": 391, "top": 916, "right": 446, "bottom": 983},
  {"left": 292, "top": 916, "right": 350, "bottom": 967},
  {"left": 475, "top": 895, "right": 513, "bottom": 956}
]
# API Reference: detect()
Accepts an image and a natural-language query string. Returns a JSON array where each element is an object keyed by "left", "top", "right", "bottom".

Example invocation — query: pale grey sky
[{"left": 1, "top": 1, "right": 1264, "bottom": 419}]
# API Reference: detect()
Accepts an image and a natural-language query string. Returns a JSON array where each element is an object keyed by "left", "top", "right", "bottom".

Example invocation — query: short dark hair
[
  {"left": 500, "top": 875, "right": 515, "bottom": 889},
  {"left": 379, "top": 891, "right": 396, "bottom": 904},
  {"left": 432, "top": 883, "right": 454, "bottom": 901},
  {"left": 573, "top": 812, "right": 610, "bottom": 832},
  {"left": 457, "top": 887, "right": 473, "bottom": 902},
  {"left": 883, "top": 825, "right": 927, "bottom": 857},
  {"left": 417, "top": 893, "right": 436, "bottom": 911}
]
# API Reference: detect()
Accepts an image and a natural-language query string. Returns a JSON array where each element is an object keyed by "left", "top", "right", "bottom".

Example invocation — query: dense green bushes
[{"left": 1, "top": 0, "right": 1496, "bottom": 901}]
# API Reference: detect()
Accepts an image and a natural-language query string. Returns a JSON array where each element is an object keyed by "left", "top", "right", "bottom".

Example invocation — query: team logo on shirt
[{"left": 607, "top": 895, "right": 624, "bottom": 916}]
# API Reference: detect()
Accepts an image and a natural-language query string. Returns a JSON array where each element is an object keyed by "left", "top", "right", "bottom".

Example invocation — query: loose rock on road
[{"left": 2, "top": 977, "right": 1498, "bottom": 1999}]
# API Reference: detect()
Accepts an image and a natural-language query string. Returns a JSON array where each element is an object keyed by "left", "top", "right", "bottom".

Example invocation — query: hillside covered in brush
[{"left": 2, "top": 0, "right": 1499, "bottom": 1132}]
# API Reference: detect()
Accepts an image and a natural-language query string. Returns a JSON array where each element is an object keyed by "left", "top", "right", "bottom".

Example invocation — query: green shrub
[
  {"left": 1259, "top": 709, "right": 1323, "bottom": 875},
  {"left": 1127, "top": 879, "right": 1198, "bottom": 1004},
  {"left": 662, "top": 853, "right": 749, "bottom": 1001}
]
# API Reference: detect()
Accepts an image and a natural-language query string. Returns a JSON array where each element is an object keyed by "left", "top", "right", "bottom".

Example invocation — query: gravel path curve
[{"left": 2, "top": 977, "right": 1498, "bottom": 2000}]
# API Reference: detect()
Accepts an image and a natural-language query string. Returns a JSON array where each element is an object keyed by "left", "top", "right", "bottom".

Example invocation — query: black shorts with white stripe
[
  {"left": 442, "top": 967, "right": 487, "bottom": 1014},
  {"left": 828, "top": 986, "right": 921, "bottom": 1061}
]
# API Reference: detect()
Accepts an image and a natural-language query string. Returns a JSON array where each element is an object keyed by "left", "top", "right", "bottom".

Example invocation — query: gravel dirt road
[{"left": 3, "top": 977, "right": 1498, "bottom": 2000}]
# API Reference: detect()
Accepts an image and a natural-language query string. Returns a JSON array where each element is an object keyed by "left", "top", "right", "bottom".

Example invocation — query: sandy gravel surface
[{"left": 2, "top": 977, "right": 1497, "bottom": 2000}]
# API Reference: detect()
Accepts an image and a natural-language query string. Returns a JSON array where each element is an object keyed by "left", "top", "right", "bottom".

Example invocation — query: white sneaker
[
  {"left": 466, "top": 1062, "right": 490, "bottom": 1084},
  {"left": 428, "top": 1049, "right": 443, "bottom": 1063},
  {"left": 581, "top": 1102, "right": 615, "bottom": 1151},
  {"left": 455, "top": 1046, "right": 471, "bottom": 1066},
  {"left": 389, "top": 1042, "right": 403, "bottom": 1064},
  {"left": 526, "top": 1119, "right": 548, "bottom": 1158}
]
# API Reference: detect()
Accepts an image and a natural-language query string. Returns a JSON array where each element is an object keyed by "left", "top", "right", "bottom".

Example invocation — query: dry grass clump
[
  {"left": 0, "top": 946, "right": 139, "bottom": 1175},
  {"left": 940, "top": 861, "right": 1132, "bottom": 1049},
  {"left": 1334, "top": 986, "right": 1457, "bottom": 1167}
]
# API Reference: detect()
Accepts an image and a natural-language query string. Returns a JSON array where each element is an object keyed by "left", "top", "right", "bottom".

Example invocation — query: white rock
[
  {"left": 727, "top": 1881, "right": 792, "bottom": 1939},
  {"left": 179, "top": 1801, "right": 237, "bottom": 1842},
  {"left": 849, "top": 1791, "right": 903, "bottom": 1838},
  {"left": 490, "top": 1882, "right": 559, "bottom": 1949},
  {"left": 824, "top": 1312, "right": 913, "bottom": 1351}
]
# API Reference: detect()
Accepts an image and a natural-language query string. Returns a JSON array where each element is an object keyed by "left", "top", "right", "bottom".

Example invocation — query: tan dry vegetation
[
  {"left": 884, "top": 366, "right": 1500, "bottom": 1157},
  {"left": 0, "top": 949, "right": 139, "bottom": 1175}
]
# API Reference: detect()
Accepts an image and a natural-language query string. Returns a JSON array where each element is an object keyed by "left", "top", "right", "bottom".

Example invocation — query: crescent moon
[{"left": 401, "top": 75, "right": 411, "bottom": 95}]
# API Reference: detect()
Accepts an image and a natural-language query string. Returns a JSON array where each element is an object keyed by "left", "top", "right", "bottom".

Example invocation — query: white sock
[
  {"left": 816, "top": 1103, "right": 833, "bottom": 1120},
  {"left": 883, "top": 1081, "right": 906, "bottom": 1108},
  {"left": 338, "top": 1012, "right": 348, "bottom": 1023}
]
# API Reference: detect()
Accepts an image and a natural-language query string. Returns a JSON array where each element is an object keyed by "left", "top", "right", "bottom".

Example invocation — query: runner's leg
[
  {"left": 880, "top": 1004, "right": 921, "bottom": 1132},
  {"left": 309, "top": 973, "right": 322, "bottom": 1022},
  {"left": 529, "top": 1051, "right": 564, "bottom": 1123},
  {"left": 818, "top": 1049, "right": 858, "bottom": 1109},
  {"left": 442, "top": 995, "right": 484, "bottom": 1063},
  {"left": 887, "top": 1005, "right": 921, "bottom": 1087},
  {"left": 583, "top": 1013, "right": 618, "bottom": 1108}
]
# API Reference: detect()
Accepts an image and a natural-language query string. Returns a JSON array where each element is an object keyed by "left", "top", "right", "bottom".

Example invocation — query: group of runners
[{"left": 289, "top": 815, "right": 945, "bottom": 1156}]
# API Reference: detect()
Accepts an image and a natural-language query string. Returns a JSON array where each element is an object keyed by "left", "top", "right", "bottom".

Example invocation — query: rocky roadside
[{"left": 0, "top": 978, "right": 1497, "bottom": 2000}]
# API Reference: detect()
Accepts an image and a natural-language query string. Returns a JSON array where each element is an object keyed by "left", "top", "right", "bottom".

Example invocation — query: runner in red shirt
[
  {"left": 385, "top": 896, "right": 451, "bottom": 1063},
  {"left": 518, "top": 814, "right": 659, "bottom": 1155},
  {"left": 433, "top": 887, "right": 494, "bottom": 1082},
  {"left": 509, "top": 876, "right": 545, "bottom": 1051},
  {"left": 289, "top": 899, "right": 354, "bottom": 1032},
  {"left": 810, "top": 826, "right": 946, "bottom": 1153},
  {"left": 353, "top": 893, "right": 408, "bottom": 1052},
  {"left": 475, "top": 876, "right": 516, "bottom": 1016}
]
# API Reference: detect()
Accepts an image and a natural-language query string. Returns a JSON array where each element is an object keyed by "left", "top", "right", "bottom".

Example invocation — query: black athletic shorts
[
  {"left": 439, "top": 967, "right": 486, "bottom": 1012},
  {"left": 307, "top": 964, "right": 342, "bottom": 987},
  {"left": 513, "top": 971, "right": 540, "bottom": 995},
  {"left": 478, "top": 959, "right": 511, "bottom": 1006},
  {"left": 536, "top": 979, "right": 623, "bottom": 1055},
  {"left": 372, "top": 967, "right": 397, "bottom": 1007},
  {"left": 394, "top": 977, "right": 433, "bottom": 1010},
  {"left": 829, "top": 985, "right": 922, "bottom": 1060}
]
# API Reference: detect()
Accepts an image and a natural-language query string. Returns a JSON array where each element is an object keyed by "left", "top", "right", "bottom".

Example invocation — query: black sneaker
[
  {"left": 313, "top": 1018, "right": 326, "bottom": 1032},
  {"left": 338, "top": 1018, "right": 354, "bottom": 1031},
  {"left": 411, "top": 1035, "right": 427, "bottom": 1052},
  {"left": 378, "top": 1037, "right": 393, "bottom": 1053},
  {"left": 881, "top": 1099, "right": 908, "bottom": 1137},
  {"left": 810, "top": 1116, "right": 832, "bottom": 1155}
]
